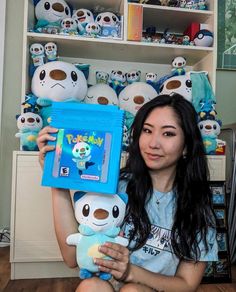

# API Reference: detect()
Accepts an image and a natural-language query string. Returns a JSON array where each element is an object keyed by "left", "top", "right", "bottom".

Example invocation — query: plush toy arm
[
  {"left": 15, "top": 132, "right": 21, "bottom": 138},
  {"left": 115, "top": 236, "right": 129, "bottom": 247},
  {"left": 37, "top": 98, "right": 52, "bottom": 107},
  {"left": 66, "top": 233, "right": 82, "bottom": 245}
]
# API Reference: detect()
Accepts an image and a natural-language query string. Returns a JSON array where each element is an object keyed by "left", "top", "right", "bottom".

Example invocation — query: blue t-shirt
[{"left": 119, "top": 180, "right": 218, "bottom": 276}]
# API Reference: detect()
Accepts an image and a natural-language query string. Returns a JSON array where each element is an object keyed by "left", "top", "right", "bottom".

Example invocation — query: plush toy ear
[
  {"left": 118, "top": 193, "right": 128, "bottom": 204},
  {"left": 74, "top": 191, "right": 87, "bottom": 203},
  {"left": 33, "top": 0, "right": 41, "bottom": 6}
]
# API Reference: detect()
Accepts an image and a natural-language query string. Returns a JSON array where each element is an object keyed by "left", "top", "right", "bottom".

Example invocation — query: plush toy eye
[
  {"left": 185, "top": 79, "right": 192, "bottom": 88},
  {"left": 112, "top": 16, "right": 117, "bottom": 22},
  {"left": 39, "top": 70, "right": 46, "bottom": 80},
  {"left": 97, "top": 16, "right": 101, "bottom": 22},
  {"left": 21, "top": 117, "right": 25, "bottom": 123},
  {"left": 213, "top": 125, "right": 217, "bottom": 130},
  {"left": 36, "top": 117, "right": 41, "bottom": 123},
  {"left": 159, "top": 84, "right": 164, "bottom": 92},
  {"left": 87, "top": 11, "right": 91, "bottom": 16},
  {"left": 44, "top": 2, "right": 50, "bottom": 10},
  {"left": 86, "top": 146, "right": 89, "bottom": 150},
  {"left": 82, "top": 204, "right": 90, "bottom": 217},
  {"left": 112, "top": 205, "right": 119, "bottom": 218},
  {"left": 199, "top": 124, "right": 203, "bottom": 130},
  {"left": 65, "top": 7, "right": 69, "bottom": 15},
  {"left": 71, "top": 71, "right": 78, "bottom": 82}
]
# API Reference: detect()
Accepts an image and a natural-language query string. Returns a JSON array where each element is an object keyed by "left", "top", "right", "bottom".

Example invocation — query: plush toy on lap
[{"left": 66, "top": 191, "right": 128, "bottom": 280}]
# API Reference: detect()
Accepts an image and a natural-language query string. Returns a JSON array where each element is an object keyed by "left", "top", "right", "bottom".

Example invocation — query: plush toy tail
[{"left": 190, "top": 72, "right": 216, "bottom": 113}]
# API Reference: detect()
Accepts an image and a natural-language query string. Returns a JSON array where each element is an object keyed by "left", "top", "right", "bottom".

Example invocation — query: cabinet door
[{"left": 11, "top": 152, "right": 62, "bottom": 262}]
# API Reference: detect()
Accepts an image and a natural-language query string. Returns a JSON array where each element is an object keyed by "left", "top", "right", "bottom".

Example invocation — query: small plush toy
[
  {"left": 159, "top": 73, "right": 192, "bottom": 102},
  {"left": 179, "top": 0, "right": 187, "bottom": 8},
  {"left": 194, "top": 29, "right": 213, "bottom": 47},
  {"left": 186, "top": 0, "right": 194, "bottom": 9},
  {"left": 22, "top": 94, "right": 41, "bottom": 114},
  {"left": 198, "top": 0, "right": 207, "bottom": 10},
  {"left": 198, "top": 99, "right": 217, "bottom": 119},
  {"left": 145, "top": 72, "right": 159, "bottom": 92},
  {"left": 84, "top": 84, "right": 118, "bottom": 106},
  {"left": 126, "top": 70, "right": 141, "bottom": 84},
  {"left": 34, "top": 0, "right": 71, "bottom": 34},
  {"left": 198, "top": 117, "right": 222, "bottom": 154},
  {"left": 108, "top": 70, "right": 126, "bottom": 95},
  {"left": 31, "top": 61, "right": 88, "bottom": 126},
  {"left": 72, "top": 8, "right": 94, "bottom": 35},
  {"left": 95, "top": 12, "right": 121, "bottom": 38},
  {"left": 96, "top": 71, "right": 109, "bottom": 84},
  {"left": 182, "top": 35, "right": 190, "bottom": 45},
  {"left": 85, "top": 22, "right": 101, "bottom": 37},
  {"left": 29, "top": 43, "right": 45, "bottom": 67},
  {"left": 44, "top": 42, "right": 58, "bottom": 62},
  {"left": 171, "top": 56, "right": 186, "bottom": 76},
  {"left": 15, "top": 112, "right": 43, "bottom": 151},
  {"left": 66, "top": 191, "right": 128, "bottom": 280},
  {"left": 60, "top": 17, "right": 78, "bottom": 35}
]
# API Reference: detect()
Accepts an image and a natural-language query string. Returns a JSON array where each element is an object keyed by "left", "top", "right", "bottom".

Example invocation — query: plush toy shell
[
  {"left": 84, "top": 84, "right": 118, "bottom": 106},
  {"left": 31, "top": 61, "right": 88, "bottom": 102}
]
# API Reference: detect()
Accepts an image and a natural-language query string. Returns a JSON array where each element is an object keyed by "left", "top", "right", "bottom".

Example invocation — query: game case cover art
[{"left": 52, "top": 128, "right": 112, "bottom": 183}]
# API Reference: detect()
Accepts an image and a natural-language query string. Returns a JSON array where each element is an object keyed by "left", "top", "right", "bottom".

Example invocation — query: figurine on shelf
[
  {"left": 198, "top": 0, "right": 207, "bottom": 10},
  {"left": 194, "top": 29, "right": 213, "bottom": 47},
  {"left": 185, "top": 0, "right": 194, "bottom": 9},
  {"left": 139, "top": 0, "right": 162, "bottom": 5},
  {"left": 33, "top": 0, "right": 71, "bottom": 34},
  {"left": 126, "top": 70, "right": 141, "bottom": 84},
  {"left": 85, "top": 22, "right": 101, "bottom": 38},
  {"left": 171, "top": 56, "right": 186, "bottom": 76},
  {"left": 95, "top": 12, "right": 121, "bottom": 38},
  {"left": 108, "top": 70, "right": 126, "bottom": 95},
  {"left": 44, "top": 42, "right": 58, "bottom": 62},
  {"left": 167, "top": 0, "right": 180, "bottom": 7},
  {"left": 179, "top": 0, "right": 187, "bottom": 8},
  {"left": 60, "top": 17, "right": 78, "bottom": 35},
  {"left": 182, "top": 35, "right": 190, "bottom": 45},
  {"left": 72, "top": 8, "right": 94, "bottom": 36},
  {"left": 96, "top": 71, "right": 109, "bottom": 84},
  {"left": 29, "top": 43, "right": 45, "bottom": 68},
  {"left": 15, "top": 112, "right": 43, "bottom": 151}
]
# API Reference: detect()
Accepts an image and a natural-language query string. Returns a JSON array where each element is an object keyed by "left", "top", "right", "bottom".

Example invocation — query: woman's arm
[
  {"left": 96, "top": 242, "right": 206, "bottom": 292},
  {"left": 51, "top": 187, "right": 77, "bottom": 268},
  {"left": 37, "top": 126, "right": 78, "bottom": 268}
]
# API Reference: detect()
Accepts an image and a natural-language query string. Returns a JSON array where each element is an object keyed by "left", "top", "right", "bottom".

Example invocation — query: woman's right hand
[{"left": 37, "top": 126, "right": 58, "bottom": 169}]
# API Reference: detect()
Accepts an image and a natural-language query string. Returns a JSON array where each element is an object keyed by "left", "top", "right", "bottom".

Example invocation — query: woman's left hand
[{"left": 94, "top": 242, "right": 130, "bottom": 281}]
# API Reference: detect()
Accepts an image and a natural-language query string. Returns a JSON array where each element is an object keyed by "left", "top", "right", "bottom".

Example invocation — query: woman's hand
[
  {"left": 37, "top": 126, "right": 58, "bottom": 168},
  {"left": 94, "top": 242, "right": 130, "bottom": 281}
]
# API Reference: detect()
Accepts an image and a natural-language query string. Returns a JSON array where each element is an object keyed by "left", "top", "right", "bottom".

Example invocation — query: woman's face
[{"left": 139, "top": 106, "right": 186, "bottom": 174}]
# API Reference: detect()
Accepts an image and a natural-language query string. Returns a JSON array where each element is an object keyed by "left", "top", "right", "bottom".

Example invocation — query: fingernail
[{"left": 94, "top": 258, "right": 97, "bottom": 264}]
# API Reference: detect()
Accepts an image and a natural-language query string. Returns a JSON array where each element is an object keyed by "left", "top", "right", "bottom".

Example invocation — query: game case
[{"left": 42, "top": 102, "right": 124, "bottom": 194}]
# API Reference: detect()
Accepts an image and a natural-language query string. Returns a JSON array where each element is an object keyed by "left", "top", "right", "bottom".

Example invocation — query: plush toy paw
[
  {"left": 99, "top": 272, "right": 112, "bottom": 281},
  {"left": 79, "top": 269, "right": 92, "bottom": 279}
]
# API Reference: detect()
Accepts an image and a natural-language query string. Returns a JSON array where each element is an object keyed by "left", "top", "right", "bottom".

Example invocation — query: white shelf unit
[{"left": 11, "top": 0, "right": 218, "bottom": 279}]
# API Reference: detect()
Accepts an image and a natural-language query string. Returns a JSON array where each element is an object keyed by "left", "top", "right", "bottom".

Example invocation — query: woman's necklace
[{"left": 156, "top": 192, "right": 167, "bottom": 205}]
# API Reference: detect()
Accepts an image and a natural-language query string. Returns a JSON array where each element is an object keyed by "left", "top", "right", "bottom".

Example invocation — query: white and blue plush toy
[
  {"left": 96, "top": 71, "right": 109, "bottom": 84},
  {"left": 44, "top": 42, "right": 58, "bottom": 62},
  {"left": 84, "top": 84, "right": 118, "bottom": 106},
  {"left": 95, "top": 12, "right": 120, "bottom": 37},
  {"left": 85, "top": 22, "right": 101, "bottom": 37},
  {"left": 108, "top": 70, "right": 126, "bottom": 95},
  {"left": 60, "top": 17, "right": 78, "bottom": 35},
  {"left": 72, "top": 8, "right": 94, "bottom": 35},
  {"left": 15, "top": 112, "right": 43, "bottom": 151},
  {"left": 126, "top": 70, "right": 141, "bottom": 84},
  {"left": 171, "top": 56, "right": 186, "bottom": 76},
  {"left": 34, "top": 0, "right": 71, "bottom": 33},
  {"left": 66, "top": 191, "right": 128, "bottom": 280},
  {"left": 31, "top": 61, "right": 88, "bottom": 126},
  {"left": 30, "top": 43, "right": 45, "bottom": 67}
]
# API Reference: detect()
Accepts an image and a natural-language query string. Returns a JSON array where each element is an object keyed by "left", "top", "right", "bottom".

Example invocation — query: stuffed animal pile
[{"left": 66, "top": 191, "right": 128, "bottom": 280}]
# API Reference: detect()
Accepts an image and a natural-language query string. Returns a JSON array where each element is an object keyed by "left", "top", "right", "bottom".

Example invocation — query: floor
[{"left": 1, "top": 246, "right": 236, "bottom": 292}]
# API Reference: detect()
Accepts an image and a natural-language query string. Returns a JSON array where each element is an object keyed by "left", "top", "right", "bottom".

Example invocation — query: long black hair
[{"left": 121, "top": 93, "right": 215, "bottom": 261}]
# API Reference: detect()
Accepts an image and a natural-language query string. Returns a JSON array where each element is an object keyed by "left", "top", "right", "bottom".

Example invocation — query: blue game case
[{"left": 42, "top": 102, "right": 124, "bottom": 194}]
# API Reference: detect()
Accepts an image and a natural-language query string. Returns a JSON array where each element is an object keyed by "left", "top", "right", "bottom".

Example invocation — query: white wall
[{"left": 0, "top": 0, "right": 23, "bottom": 228}]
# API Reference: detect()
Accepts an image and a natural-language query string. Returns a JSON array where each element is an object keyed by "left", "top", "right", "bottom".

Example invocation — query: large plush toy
[
  {"left": 119, "top": 82, "right": 157, "bottom": 150},
  {"left": 15, "top": 112, "right": 43, "bottom": 151},
  {"left": 66, "top": 191, "right": 128, "bottom": 280},
  {"left": 72, "top": 8, "right": 94, "bottom": 35},
  {"left": 159, "top": 73, "right": 192, "bottom": 102},
  {"left": 34, "top": 0, "right": 71, "bottom": 33},
  {"left": 198, "top": 117, "right": 222, "bottom": 154},
  {"left": 84, "top": 84, "right": 118, "bottom": 106},
  {"left": 31, "top": 61, "right": 88, "bottom": 126}
]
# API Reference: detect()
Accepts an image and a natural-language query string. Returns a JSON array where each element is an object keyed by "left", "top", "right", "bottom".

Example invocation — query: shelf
[
  {"left": 141, "top": 4, "right": 213, "bottom": 33},
  {"left": 65, "top": 0, "right": 123, "bottom": 13},
  {"left": 27, "top": 32, "right": 213, "bottom": 65}
]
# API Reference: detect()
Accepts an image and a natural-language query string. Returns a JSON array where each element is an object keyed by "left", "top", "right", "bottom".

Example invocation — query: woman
[{"left": 37, "top": 94, "right": 218, "bottom": 291}]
